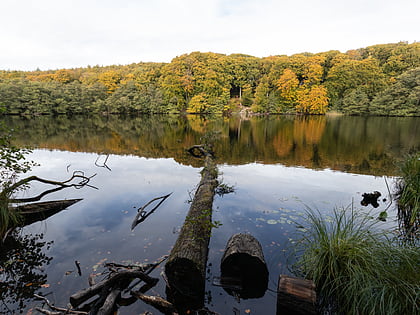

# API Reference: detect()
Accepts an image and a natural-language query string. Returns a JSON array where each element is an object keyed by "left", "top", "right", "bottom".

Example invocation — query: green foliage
[
  {"left": 0, "top": 124, "right": 37, "bottom": 234},
  {"left": 370, "top": 67, "right": 420, "bottom": 116},
  {"left": 295, "top": 207, "right": 420, "bottom": 315},
  {"left": 342, "top": 87, "right": 371, "bottom": 115}
]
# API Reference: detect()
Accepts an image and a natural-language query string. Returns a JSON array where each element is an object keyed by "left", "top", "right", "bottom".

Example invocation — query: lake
[{"left": 1, "top": 114, "right": 419, "bottom": 314}]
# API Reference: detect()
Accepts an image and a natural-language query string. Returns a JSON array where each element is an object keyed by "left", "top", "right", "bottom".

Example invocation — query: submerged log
[
  {"left": 165, "top": 150, "right": 219, "bottom": 311},
  {"left": 276, "top": 275, "right": 316, "bottom": 315},
  {"left": 220, "top": 233, "right": 269, "bottom": 299},
  {"left": 11, "top": 199, "right": 82, "bottom": 226}
]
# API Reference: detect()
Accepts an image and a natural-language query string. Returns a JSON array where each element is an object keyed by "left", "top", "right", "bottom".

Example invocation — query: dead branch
[
  {"left": 131, "top": 193, "right": 172, "bottom": 231},
  {"left": 34, "top": 294, "right": 88, "bottom": 315},
  {"left": 70, "top": 270, "right": 158, "bottom": 308},
  {"left": 95, "top": 154, "right": 112, "bottom": 171},
  {"left": 186, "top": 145, "right": 214, "bottom": 158},
  {"left": 6, "top": 171, "right": 97, "bottom": 203},
  {"left": 131, "top": 291, "right": 178, "bottom": 315},
  {"left": 97, "top": 289, "right": 121, "bottom": 315},
  {"left": 105, "top": 255, "right": 168, "bottom": 274}
]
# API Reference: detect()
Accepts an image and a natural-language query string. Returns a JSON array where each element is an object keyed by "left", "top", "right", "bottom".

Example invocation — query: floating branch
[
  {"left": 70, "top": 270, "right": 158, "bottom": 308},
  {"left": 34, "top": 294, "right": 88, "bottom": 315},
  {"left": 95, "top": 154, "right": 112, "bottom": 171},
  {"left": 131, "top": 193, "right": 172, "bottom": 231}
]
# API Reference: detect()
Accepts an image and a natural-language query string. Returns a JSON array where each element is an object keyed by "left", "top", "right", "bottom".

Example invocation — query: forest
[{"left": 0, "top": 42, "right": 419, "bottom": 116}]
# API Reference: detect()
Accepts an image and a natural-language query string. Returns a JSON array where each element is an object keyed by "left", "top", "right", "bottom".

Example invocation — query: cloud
[{"left": 0, "top": 0, "right": 418, "bottom": 70}]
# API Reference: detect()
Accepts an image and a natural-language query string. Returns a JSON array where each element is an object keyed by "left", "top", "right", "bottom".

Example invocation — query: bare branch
[
  {"left": 130, "top": 291, "right": 178, "bottom": 315},
  {"left": 131, "top": 193, "right": 172, "bottom": 231},
  {"left": 34, "top": 294, "right": 88, "bottom": 315},
  {"left": 5, "top": 171, "right": 97, "bottom": 203}
]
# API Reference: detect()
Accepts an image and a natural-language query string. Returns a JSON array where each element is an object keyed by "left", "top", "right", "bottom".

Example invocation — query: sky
[{"left": 0, "top": 0, "right": 418, "bottom": 71}]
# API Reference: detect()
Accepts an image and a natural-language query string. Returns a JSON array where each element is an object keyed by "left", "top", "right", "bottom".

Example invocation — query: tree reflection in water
[{"left": 0, "top": 229, "right": 53, "bottom": 313}]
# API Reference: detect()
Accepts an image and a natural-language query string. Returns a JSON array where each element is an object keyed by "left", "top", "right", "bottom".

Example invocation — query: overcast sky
[{"left": 1, "top": 0, "right": 418, "bottom": 71}]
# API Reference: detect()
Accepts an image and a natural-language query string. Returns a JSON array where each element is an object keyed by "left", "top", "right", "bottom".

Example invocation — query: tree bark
[
  {"left": 164, "top": 153, "right": 218, "bottom": 311},
  {"left": 276, "top": 275, "right": 317, "bottom": 315},
  {"left": 11, "top": 199, "right": 82, "bottom": 226}
]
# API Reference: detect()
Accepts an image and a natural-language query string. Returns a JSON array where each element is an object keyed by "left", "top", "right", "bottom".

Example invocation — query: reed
[
  {"left": 395, "top": 152, "right": 420, "bottom": 241},
  {"left": 295, "top": 207, "right": 420, "bottom": 315}
]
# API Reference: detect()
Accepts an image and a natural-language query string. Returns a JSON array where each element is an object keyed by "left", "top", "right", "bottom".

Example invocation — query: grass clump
[
  {"left": 395, "top": 152, "right": 420, "bottom": 241},
  {"left": 295, "top": 207, "right": 420, "bottom": 315}
]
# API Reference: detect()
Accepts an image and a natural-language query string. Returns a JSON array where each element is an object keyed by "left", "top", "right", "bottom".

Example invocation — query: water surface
[{"left": 2, "top": 114, "right": 419, "bottom": 314}]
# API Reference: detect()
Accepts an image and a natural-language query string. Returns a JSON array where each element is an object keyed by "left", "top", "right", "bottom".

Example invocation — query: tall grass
[
  {"left": 295, "top": 207, "right": 420, "bottom": 315},
  {"left": 395, "top": 152, "right": 420, "bottom": 241}
]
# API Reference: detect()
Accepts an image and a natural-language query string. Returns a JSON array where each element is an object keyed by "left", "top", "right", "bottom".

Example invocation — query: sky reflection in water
[{"left": 16, "top": 149, "right": 393, "bottom": 314}]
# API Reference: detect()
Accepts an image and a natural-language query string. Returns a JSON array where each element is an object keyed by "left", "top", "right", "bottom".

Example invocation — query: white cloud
[{"left": 0, "top": 0, "right": 418, "bottom": 70}]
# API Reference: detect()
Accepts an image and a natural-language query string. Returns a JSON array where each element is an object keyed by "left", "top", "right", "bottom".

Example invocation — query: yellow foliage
[
  {"left": 54, "top": 69, "right": 73, "bottom": 83},
  {"left": 276, "top": 69, "right": 299, "bottom": 100},
  {"left": 296, "top": 85, "right": 329, "bottom": 114}
]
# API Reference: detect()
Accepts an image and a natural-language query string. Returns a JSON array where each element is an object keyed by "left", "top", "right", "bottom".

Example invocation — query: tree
[
  {"left": 370, "top": 67, "right": 420, "bottom": 116},
  {"left": 296, "top": 85, "right": 329, "bottom": 114}
]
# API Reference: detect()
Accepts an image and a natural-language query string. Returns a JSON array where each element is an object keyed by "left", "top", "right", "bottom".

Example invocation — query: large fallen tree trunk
[
  {"left": 11, "top": 199, "right": 82, "bottom": 227},
  {"left": 164, "top": 147, "right": 219, "bottom": 312}
]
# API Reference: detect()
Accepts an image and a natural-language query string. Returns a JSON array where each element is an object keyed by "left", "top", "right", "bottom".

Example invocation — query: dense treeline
[{"left": 0, "top": 42, "right": 419, "bottom": 116}]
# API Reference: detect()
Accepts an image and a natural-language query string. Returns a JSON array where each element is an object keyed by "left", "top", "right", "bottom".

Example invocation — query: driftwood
[
  {"left": 220, "top": 233, "right": 269, "bottom": 299},
  {"left": 11, "top": 199, "right": 82, "bottom": 227},
  {"left": 276, "top": 275, "right": 317, "bottom": 315},
  {"left": 70, "top": 270, "right": 158, "bottom": 308},
  {"left": 131, "top": 291, "right": 178, "bottom": 314},
  {"left": 34, "top": 294, "right": 88, "bottom": 315},
  {"left": 5, "top": 171, "right": 96, "bottom": 204},
  {"left": 131, "top": 193, "right": 172, "bottom": 231},
  {"left": 164, "top": 145, "right": 219, "bottom": 312}
]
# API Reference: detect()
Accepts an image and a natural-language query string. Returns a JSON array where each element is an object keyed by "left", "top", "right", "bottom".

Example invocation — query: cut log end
[
  {"left": 165, "top": 257, "right": 204, "bottom": 298},
  {"left": 276, "top": 275, "right": 317, "bottom": 315},
  {"left": 220, "top": 233, "right": 269, "bottom": 299}
]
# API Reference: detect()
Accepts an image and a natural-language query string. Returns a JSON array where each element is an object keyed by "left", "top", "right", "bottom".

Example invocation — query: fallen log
[
  {"left": 276, "top": 275, "right": 316, "bottom": 315},
  {"left": 220, "top": 233, "right": 269, "bottom": 299},
  {"left": 164, "top": 147, "right": 219, "bottom": 311},
  {"left": 11, "top": 199, "right": 82, "bottom": 226}
]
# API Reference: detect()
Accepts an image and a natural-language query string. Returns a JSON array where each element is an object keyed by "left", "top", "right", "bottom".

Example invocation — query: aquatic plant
[
  {"left": 395, "top": 152, "right": 420, "bottom": 241},
  {"left": 295, "top": 207, "right": 420, "bottom": 315}
]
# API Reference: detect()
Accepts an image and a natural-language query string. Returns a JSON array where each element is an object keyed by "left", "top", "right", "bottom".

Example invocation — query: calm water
[{"left": 1, "top": 114, "right": 419, "bottom": 314}]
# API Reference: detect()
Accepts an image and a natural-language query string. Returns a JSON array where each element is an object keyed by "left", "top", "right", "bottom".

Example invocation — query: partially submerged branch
[
  {"left": 131, "top": 193, "right": 172, "bottom": 231},
  {"left": 5, "top": 171, "right": 97, "bottom": 203}
]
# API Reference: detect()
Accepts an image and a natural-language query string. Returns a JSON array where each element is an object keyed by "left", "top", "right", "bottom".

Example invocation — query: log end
[
  {"left": 164, "top": 257, "right": 205, "bottom": 299},
  {"left": 221, "top": 253, "right": 269, "bottom": 299},
  {"left": 276, "top": 275, "right": 317, "bottom": 315}
]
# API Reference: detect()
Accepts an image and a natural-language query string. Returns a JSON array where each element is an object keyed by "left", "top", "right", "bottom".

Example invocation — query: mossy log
[
  {"left": 220, "top": 233, "right": 269, "bottom": 299},
  {"left": 165, "top": 153, "right": 218, "bottom": 310}
]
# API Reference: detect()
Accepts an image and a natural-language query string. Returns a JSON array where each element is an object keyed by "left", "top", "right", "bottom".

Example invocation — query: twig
[
  {"left": 75, "top": 260, "right": 82, "bottom": 276},
  {"left": 130, "top": 291, "right": 178, "bottom": 314},
  {"left": 34, "top": 294, "right": 88, "bottom": 315},
  {"left": 131, "top": 193, "right": 172, "bottom": 231},
  {"left": 95, "top": 154, "right": 112, "bottom": 171}
]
